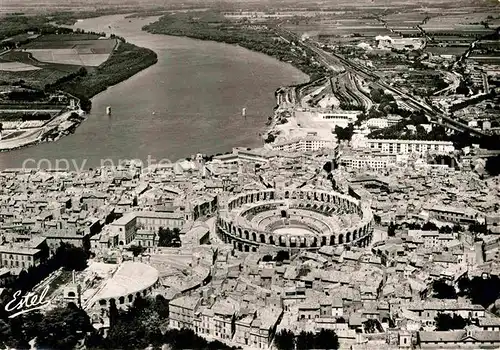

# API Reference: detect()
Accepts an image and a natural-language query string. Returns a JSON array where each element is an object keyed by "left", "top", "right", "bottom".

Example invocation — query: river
[{"left": 0, "top": 14, "right": 308, "bottom": 170}]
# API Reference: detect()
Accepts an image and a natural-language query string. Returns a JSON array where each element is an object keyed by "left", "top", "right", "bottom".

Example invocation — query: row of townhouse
[{"left": 168, "top": 294, "right": 282, "bottom": 349}]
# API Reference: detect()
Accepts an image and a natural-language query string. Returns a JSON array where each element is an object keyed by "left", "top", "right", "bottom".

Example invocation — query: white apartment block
[
  {"left": 366, "top": 118, "right": 389, "bottom": 129},
  {"left": 318, "top": 110, "right": 360, "bottom": 128},
  {"left": 365, "top": 139, "right": 455, "bottom": 155},
  {"left": 272, "top": 137, "right": 335, "bottom": 153},
  {"left": 340, "top": 153, "right": 397, "bottom": 170}
]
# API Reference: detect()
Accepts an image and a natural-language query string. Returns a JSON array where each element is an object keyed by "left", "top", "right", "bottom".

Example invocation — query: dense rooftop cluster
[{"left": 0, "top": 141, "right": 498, "bottom": 349}]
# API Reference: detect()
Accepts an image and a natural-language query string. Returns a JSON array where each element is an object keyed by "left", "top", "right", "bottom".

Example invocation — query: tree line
[
  {"left": 4, "top": 242, "right": 88, "bottom": 295},
  {"left": 50, "top": 42, "right": 157, "bottom": 113},
  {"left": 158, "top": 227, "right": 181, "bottom": 247},
  {"left": 432, "top": 276, "right": 500, "bottom": 310},
  {"left": 274, "top": 329, "right": 339, "bottom": 350},
  {"left": 143, "top": 11, "right": 329, "bottom": 81}
]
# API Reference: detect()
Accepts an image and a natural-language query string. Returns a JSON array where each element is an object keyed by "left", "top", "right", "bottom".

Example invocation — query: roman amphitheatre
[{"left": 217, "top": 183, "right": 374, "bottom": 252}]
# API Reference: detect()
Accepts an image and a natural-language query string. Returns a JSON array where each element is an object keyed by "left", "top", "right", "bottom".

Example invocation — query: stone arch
[
  {"left": 330, "top": 235, "right": 336, "bottom": 245},
  {"left": 244, "top": 230, "right": 249, "bottom": 240},
  {"left": 119, "top": 296, "right": 125, "bottom": 304},
  {"left": 238, "top": 228, "right": 243, "bottom": 237},
  {"left": 346, "top": 232, "right": 351, "bottom": 243},
  {"left": 338, "top": 234, "right": 344, "bottom": 244},
  {"left": 279, "top": 236, "right": 286, "bottom": 247},
  {"left": 260, "top": 234, "right": 266, "bottom": 243},
  {"left": 353, "top": 231, "right": 358, "bottom": 241},
  {"left": 285, "top": 191, "right": 290, "bottom": 199},
  {"left": 311, "top": 237, "right": 318, "bottom": 247},
  {"left": 244, "top": 245, "right": 250, "bottom": 252},
  {"left": 128, "top": 294, "right": 133, "bottom": 303},
  {"left": 321, "top": 236, "right": 327, "bottom": 246},
  {"left": 252, "top": 232, "right": 257, "bottom": 242},
  {"left": 269, "top": 235, "right": 275, "bottom": 245}
]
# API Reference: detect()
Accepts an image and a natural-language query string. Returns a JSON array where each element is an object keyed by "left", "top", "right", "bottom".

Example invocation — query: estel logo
[{"left": 2, "top": 286, "right": 50, "bottom": 318}]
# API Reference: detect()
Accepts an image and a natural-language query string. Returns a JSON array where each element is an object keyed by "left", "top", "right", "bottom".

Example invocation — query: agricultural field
[
  {"left": 1, "top": 32, "right": 40, "bottom": 45},
  {"left": 0, "top": 50, "right": 82, "bottom": 88},
  {"left": 25, "top": 49, "right": 111, "bottom": 66},
  {"left": 0, "top": 62, "right": 41, "bottom": 71},
  {"left": 380, "top": 11, "right": 427, "bottom": 37},
  {"left": 283, "top": 17, "right": 391, "bottom": 39},
  {"left": 21, "top": 34, "right": 118, "bottom": 67},
  {"left": 426, "top": 45, "right": 470, "bottom": 56},
  {"left": 0, "top": 34, "right": 118, "bottom": 88},
  {"left": 421, "top": 11, "right": 496, "bottom": 37}
]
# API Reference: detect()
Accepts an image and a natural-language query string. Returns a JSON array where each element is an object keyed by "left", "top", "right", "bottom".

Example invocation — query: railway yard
[{"left": 265, "top": 3, "right": 500, "bottom": 147}]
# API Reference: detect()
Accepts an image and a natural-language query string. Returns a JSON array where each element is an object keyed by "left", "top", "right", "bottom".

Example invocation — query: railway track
[{"left": 275, "top": 27, "right": 489, "bottom": 137}]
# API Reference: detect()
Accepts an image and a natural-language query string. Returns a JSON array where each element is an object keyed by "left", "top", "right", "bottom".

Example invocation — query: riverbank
[
  {"left": 0, "top": 40, "right": 157, "bottom": 152},
  {"left": 142, "top": 11, "right": 326, "bottom": 82},
  {"left": 48, "top": 41, "right": 158, "bottom": 113},
  {"left": 0, "top": 14, "right": 158, "bottom": 104},
  {"left": 0, "top": 108, "right": 86, "bottom": 152},
  {"left": 141, "top": 11, "right": 326, "bottom": 146},
  {"left": 0, "top": 15, "right": 159, "bottom": 152},
  {"left": 0, "top": 14, "right": 307, "bottom": 168}
]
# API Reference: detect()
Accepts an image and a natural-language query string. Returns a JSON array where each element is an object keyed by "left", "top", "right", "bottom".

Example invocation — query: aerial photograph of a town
[{"left": 0, "top": 0, "right": 499, "bottom": 349}]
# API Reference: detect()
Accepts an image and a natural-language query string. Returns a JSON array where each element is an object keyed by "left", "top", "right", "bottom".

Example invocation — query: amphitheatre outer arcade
[{"left": 217, "top": 185, "right": 374, "bottom": 253}]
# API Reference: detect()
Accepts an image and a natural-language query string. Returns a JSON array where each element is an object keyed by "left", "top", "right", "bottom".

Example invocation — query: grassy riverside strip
[
  {"left": 0, "top": 15, "right": 158, "bottom": 151},
  {"left": 0, "top": 15, "right": 158, "bottom": 113},
  {"left": 45, "top": 42, "right": 158, "bottom": 112},
  {"left": 143, "top": 11, "right": 328, "bottom": 81}
]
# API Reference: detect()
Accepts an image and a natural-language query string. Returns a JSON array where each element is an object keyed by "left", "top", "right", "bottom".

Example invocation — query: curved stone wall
[{"left": 217, "top": 189, "right": 373, "bottom": 252}]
